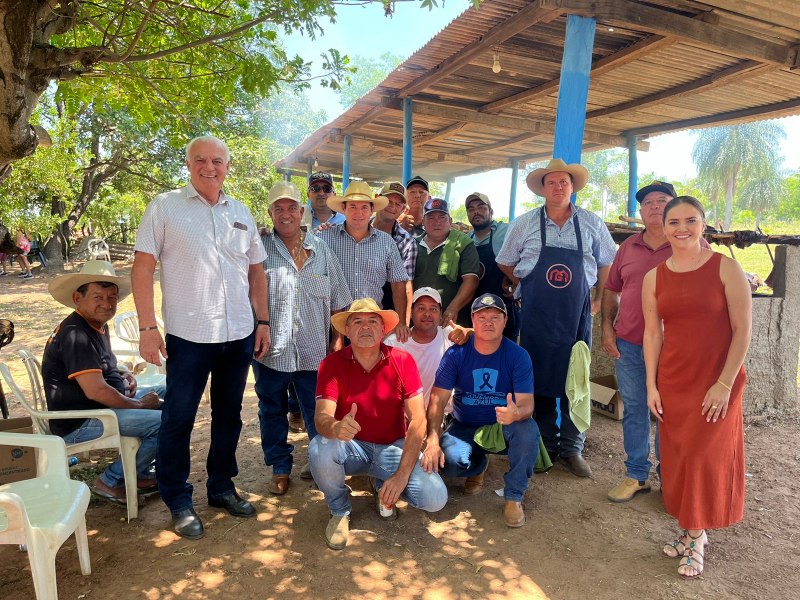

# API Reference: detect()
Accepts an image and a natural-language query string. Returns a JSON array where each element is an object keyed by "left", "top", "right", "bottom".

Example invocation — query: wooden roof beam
[
  {"left": 341, "top": 104, "right": 386, "bottom": 135},
  {"left": 547, "top": 0, "right": 800, "bottom": 68},
  {"left": 397, "top": 1, "right": 565, "bottom": 98},
  {"left": 458, "top": 133, "right": 545, "bottom": 156},
  {"left": 482, "top": 33, "right": 674, "bottom": 113},
  {"left": 413, "top": 123, "right": 468, "bottom": 146},
  {"left": 623, "top": 98, "right": 800, "bottom": 137},
  {"left": 382, "top": 97, "right": 649, "bottom": 151},
  {"left": 587, "top": 61, "right": 776, "bottom": 120}
]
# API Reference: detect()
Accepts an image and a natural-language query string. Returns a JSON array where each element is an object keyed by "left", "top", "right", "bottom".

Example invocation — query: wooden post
[
  {"left": 403, "top": 98, "right": 413, "bottom": 185},
  {"left": 510, "top": 159, "right": 520, "bottom": 221},
  {"left": 342, "top": 135, "right": 352, "bottom": 190},
  {"left": 627, "top": 136, "right": 639, "bottom": 218},
  {"left": 553, "top": 15, "right": 596, "bottom": 203}
]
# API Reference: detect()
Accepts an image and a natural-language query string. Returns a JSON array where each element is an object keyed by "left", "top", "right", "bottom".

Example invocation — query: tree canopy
[{"left": 0, "top": 0, "right": 355, "bottom": 180}]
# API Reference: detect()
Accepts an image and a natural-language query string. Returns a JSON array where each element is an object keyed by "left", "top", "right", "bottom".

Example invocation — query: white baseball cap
[{"left": 412, "top": 287, "right": 442, "bottom": 305}]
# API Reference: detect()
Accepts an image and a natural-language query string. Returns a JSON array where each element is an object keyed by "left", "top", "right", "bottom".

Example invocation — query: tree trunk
[
  {"left": 0, "top": 3, "right": 57, "bottom": 183},
  {"left": 724, "top": 178, "right": 735, "bottom": 231}
]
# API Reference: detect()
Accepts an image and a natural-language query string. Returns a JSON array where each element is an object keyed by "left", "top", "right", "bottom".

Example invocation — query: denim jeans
[
  {"left": 62, "top": 408, "right": 161, "bottom": 488},
  {"left": 439, "top": 418, "right": 539, "bottom": 502},
  {"left": 616, "top": 339, "right": 655, "bottom": 481},
  {"left": 534, "top": 395, "right": 585, "bottom": 457},
  {"left": 135, "top": 382, "right": 166, "bottom": 399},
  {"left": 157, "top": 333, "right": 254, "bottom": 513},
  {"left": 252, "top": 362, "right": 318, "bottom": 475},
  {"left": 308, "top": 435, "right": 447, "bottom": 516}
]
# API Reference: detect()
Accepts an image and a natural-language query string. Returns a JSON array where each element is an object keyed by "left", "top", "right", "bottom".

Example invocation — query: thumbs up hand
[
  {"left": 447, "top": 320, "right": 473, "bottom": 346},
  {"left": 495, "top": 393, "right": 519, "bottom": 425},
  {"left": 333, "top": 403, "right": 361, "bottom": 441}
]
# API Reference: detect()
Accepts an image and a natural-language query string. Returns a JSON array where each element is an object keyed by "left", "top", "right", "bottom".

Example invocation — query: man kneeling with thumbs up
[
  {"left": 422, "top": 293, "right": 539, "bottom": 528},
  {"left": 309, "top": 298, "right": 448, "bottom": 550}
]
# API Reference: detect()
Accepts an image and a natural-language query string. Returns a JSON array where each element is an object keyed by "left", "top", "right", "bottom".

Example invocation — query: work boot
[
  {"left": 325, "top": 515, "right": 350, "bottom": 550},
  {"left": 563, "top": 454, "right": 593, "bottom": 478},
  {"left": 503, "top": 500, "right": 525, "bottom": 528},
  {"left": 607, "top": 477, "right": 651, "bottom": 502},
  {"left": 464, "top": 464, "right": 488, "bottom": 495}
]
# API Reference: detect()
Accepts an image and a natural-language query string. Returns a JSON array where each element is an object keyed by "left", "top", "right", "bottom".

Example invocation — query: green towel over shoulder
[{"left": 437, "top": 229, "right": 473, "bottom": 283}]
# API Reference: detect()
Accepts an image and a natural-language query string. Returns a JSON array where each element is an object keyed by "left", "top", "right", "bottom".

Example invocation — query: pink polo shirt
[
  {"left": 606, "top": 231, "right": 710, "bottom": 345},
  {"left": 316, "top": 344, "right": 423, "bottom": 444}
]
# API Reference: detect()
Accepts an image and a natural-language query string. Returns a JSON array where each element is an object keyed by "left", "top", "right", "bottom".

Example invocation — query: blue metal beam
[
  {"left": 403, "top": 98, "right": 413, "bottom": 184},
  {"left": 342, "top": 135, "right": 352, "bottom": 190},
  {"left": 553, "top": 15, "right": 596, "bottom": 203},
  {"left": 627, "top": 136, "right": 639, "bottom": 217},
  {"left": 510, "top": 159, "right": 520, "bottom": 221}
]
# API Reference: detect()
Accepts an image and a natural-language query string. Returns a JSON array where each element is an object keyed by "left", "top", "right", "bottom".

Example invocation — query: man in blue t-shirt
[{"left": 422, "top": 293, "right": 539, "bottom": 528}]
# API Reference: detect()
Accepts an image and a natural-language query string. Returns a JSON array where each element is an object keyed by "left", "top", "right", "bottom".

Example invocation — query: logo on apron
[{"left": 546, "top": 264, "right": 573, "bottom": 288}]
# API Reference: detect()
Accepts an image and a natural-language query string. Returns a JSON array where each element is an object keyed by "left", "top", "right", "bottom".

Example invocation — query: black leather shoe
[
  {"left": 172, "top": 508, "right": 204, "bottom": 539},
  {"left": 208, "top": 491, "right": 256, "bottom": 518}
]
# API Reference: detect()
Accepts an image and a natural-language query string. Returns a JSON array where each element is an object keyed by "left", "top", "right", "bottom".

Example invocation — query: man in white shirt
[
  {"left": 384, "top": 287, "right": 470, "bottom": 408},
  {"left": 132, "top": 136, "right": 270, "bottom": 540}
]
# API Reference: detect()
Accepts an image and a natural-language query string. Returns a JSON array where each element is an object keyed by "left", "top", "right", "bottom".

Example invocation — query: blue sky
[{"left": 282, "top": 2, "right": 800, "bottom": 217}]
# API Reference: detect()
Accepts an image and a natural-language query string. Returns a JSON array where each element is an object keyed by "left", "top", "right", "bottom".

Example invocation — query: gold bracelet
[{"left": 717, "top": 379, "right": 732, "bottom": 391}]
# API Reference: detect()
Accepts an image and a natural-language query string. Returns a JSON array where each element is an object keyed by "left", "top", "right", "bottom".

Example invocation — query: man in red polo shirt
[{"left": 309, "top": 298, "right": 448, "bottom": 550}]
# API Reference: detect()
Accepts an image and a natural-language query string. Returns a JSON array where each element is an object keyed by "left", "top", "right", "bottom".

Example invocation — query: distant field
[{"left": 722, "top": 220, "right": 799, "bottom": 295}]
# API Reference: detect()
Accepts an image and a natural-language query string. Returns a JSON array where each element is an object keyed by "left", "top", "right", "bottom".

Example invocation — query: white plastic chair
[
  {"left": 0, "top": 431, "right": 91, "bottom": 600},
  {"left": 0, "top": 351, "right": 142, "bottom": 521},
  {"left": 112, "top": 312, "right": 209, "bottom": 403},
  {"left": 87, "top": 238, "right": 111, "bottom": 261}
]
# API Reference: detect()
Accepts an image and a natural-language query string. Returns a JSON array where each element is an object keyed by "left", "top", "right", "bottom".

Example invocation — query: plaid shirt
[
  {"left": 497, "top": 205, "right": 616, "bottom": 287},
  {"left": 316, "top": 224, "right": 409, "bottom": 306},
  {"left": 373, "top": 218, "right": 417, "bottom": 279},
  {"left": 255, "top": 232, "right": 352, "bottom": 372}
]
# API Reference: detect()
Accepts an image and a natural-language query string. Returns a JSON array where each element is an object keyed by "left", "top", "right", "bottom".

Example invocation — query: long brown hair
[{"left": 662, "top": 196, "right": 706, "bottom": 224}]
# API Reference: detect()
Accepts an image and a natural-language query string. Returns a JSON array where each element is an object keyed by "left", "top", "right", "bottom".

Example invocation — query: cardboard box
[
  {"left": 0, "top": 417, "right": 37, "bottom": 484},
  {"left": 590, "top": 375, "right": 624, "bottom": 421}
]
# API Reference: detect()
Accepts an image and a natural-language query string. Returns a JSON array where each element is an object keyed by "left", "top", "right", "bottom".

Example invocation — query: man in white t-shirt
[{"left": 385, "top": 287, "right": 471, "bottom": 408}]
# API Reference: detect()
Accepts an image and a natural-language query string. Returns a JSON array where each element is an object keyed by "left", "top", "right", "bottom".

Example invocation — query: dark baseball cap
[
  {"left": 309, "top": 171, "right": 333, "bottom": 185},
  {"left": 471, "top": 293, "right": 507, "bottom": 315},
  {"left": 405, "top": 175, "right": 429, "bottom": 191},
  {"left": 423, "top": 198, "right": 450, "bottom": 216},
  {"left": 379, "top": 181, "right": 406, "bottom": 199},
  {"left": 635, "top": 180, "right": 676, "bottom": 203}
]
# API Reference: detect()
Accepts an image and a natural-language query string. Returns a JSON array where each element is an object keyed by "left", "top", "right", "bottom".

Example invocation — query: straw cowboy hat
[
  {"left": 526, "top": 158, "right": 589, "bottom": 196},
  {"left": 330, "top": 298, "right": 400, "bottom": 336},
  {"left": 327, "top": 181, "right": 389, "bottom": 213},
  {"left": 48, "top": 260, "right": 131, "bottom": 308}
]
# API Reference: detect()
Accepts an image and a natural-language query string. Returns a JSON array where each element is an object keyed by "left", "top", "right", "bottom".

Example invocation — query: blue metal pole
[
  {"left": 510, "top": 159, "right": 520, "bottom": 221},
  {"left": 553, "top": 15, "right": 596, "bottom": 204},
  {"left": 403, "top": 98, "right": 413, "bottom": 184},
  {"left": 283, "top": 169, "right": 290, "bottom": 182},
  {"left": 342, "top": 135, "right": 352, "bottom": 190},
  {"left": 627, "top": 136, "right": 639, "bottom": 218},
  {"left": 445, "top": 180, "right": 452, "bottom": 202}
]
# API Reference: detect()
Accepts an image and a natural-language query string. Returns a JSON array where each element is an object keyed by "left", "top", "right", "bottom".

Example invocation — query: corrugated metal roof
[{"left": 276, "top": 0, "right": 800, "bottom": 183}]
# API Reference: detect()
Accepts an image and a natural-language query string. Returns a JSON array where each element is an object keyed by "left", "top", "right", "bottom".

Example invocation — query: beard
[{"left": 471, "top": 220, "right": 491, "bottom": 232}]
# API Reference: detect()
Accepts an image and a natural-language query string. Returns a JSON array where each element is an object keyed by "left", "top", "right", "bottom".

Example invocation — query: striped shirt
[
  {"left": 316, "top": 224, "right": 409, "bottom": 306},
  {"left": 496, "top": 205, "right": 616, "bottom": 287},
  {"left": 255, "top": 232, "right": 352, "bottom": 372},
  {"left": 377, "top": 219, "right": 417, "bottom": 278},
  {"left": 135, "top": 184, "right": 266, "bottom": 344}
]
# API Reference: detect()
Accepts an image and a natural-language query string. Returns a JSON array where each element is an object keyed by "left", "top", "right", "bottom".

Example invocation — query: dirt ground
[{"left": 1, "top": 264, "right": 799, "bottom": 600}]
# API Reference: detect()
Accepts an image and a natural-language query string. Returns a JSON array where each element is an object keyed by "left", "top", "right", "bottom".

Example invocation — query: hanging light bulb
[
  {"left": 313, "top": 156, "right": 319, "bottom": 168},
  {"left": 492, "top": 48, "right": 502, "bottom": 74}
]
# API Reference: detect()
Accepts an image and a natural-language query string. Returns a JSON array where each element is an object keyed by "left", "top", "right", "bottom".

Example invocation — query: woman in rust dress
[{"left": 642, "top": 196, "right": 751, "bottom": 578}]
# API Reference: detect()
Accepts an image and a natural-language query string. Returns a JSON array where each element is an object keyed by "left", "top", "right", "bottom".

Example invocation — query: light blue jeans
[
  {"left": 616, "top": 339, "right": 657, "bottom": 481},
  {"left": 62, "top": 408, "right": 161, "bottom": 488},
  {"left": 308, "top": 435, "right": 448, "bottom": 516}
]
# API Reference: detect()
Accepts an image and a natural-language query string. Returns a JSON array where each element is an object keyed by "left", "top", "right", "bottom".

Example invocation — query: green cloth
[
  {"left": 474, "top": 423, "right": 506, "bottom": 453},
  {"left": 565, "top": 340, "right": 592, "bottom": 433},
  {"left": 535, "top": 437, "right": 553, "bottom": 473},
  {"left": 437, "top": 229, "right": 474, "bottom": 283}
]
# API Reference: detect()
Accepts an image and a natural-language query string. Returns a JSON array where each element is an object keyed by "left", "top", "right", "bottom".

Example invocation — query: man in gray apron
[
  {"left": 497, "top": 159, "right": 617, "bottom": 478},
  {"left": 466, "top": 192, "right": 519, "bottom": 340}
]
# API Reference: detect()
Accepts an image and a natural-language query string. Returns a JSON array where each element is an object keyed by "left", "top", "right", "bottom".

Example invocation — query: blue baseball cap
[{"left": 470, "top": 293, "right": 507, "bottom": 315}]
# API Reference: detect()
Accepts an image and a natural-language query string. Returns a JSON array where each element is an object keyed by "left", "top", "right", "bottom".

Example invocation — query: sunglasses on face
[{"left": 309, "top": 184, "right": 333, "bottom": 193}]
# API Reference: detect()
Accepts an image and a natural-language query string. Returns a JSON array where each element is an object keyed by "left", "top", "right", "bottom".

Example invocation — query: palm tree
[
  {"left": 691, "top": 121, "right": 785, "bottom": 230},
  {"left": 738, "top": 170, "right": 785, "bottom": 228}
]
